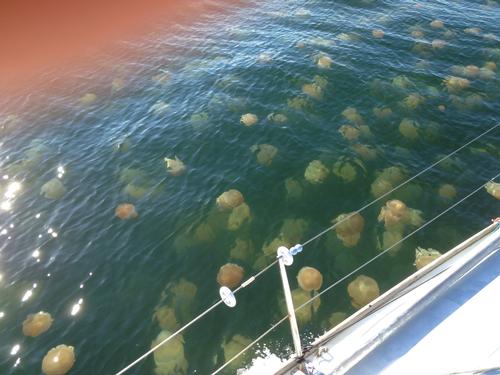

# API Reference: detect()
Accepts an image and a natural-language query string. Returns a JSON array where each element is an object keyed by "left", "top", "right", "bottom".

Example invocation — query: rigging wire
[
  {"left": 209, "top": 172, "right": 500, "bottom": 375},
  {"left": 115, "top": 123, "right": 498, "bottom": 374}
]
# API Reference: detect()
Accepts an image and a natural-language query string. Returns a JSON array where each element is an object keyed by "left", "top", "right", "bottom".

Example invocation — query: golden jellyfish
[
  {"left": 170, "top": 278, "right": 197, "bottom": 304},
  {"left": 464, "top": 65, "right": 480, "bottom": 78},
  {"left": 285, "top": 178, "right": 303, "bottom": 200},
  {"left": 267, "top": 112, "right": 288, "bottom": 124},
  {"left": 392, "top": 75, "right": 413, "bottom": 89},
  {"left": 380, "top": 166, "right": 406, "bottom": 185},
  {"left": 194, "top": 222, "right": 216, "bottom": 243},
  {"left": 227, "top": 202, "right": 252, "bottom": 231},
  {"left": 371, "top": 177, "right": 393, "bottom": 198},
  {"left": 431, "top": 39, "right": 446, "bottom": 49},
  {"left": 230, "top": 238, "right": 254, "bottom": 262},
  {"left": 438, "top": 105, "right": 446, "bottom": 112},
  {"left": 342, "top": 107, "right": 364, "bottom": 125},
  {"left": 41, "top": 178, "right": 66, "bottom": 200},
  {"left": 250, "top": 144, "right": 278, "bottom": 166},
  {"left": 333, "top": 212, "right": 365, "bottom": 247},
  {"left": 372, "top": 29, "right": 385, "bottom": 39},
  {"left": 313, "top": 75, "right": 328, "bottom": 88},
  {"left": 123, "top": 184, "right": 148, "bottom": 199},
  {"left": 400, "top": 94, "right": 424, "bottom": 111},
  {"left": 115, "top": 203, "right": 138, "bottom": 220},
  {"left": 373, "top": 106, "right": 393, "bottom": 120},
  {"left": 164, "top": 156, "right": 186, "bottom": 176},
  {"left": 352, "top": 144, "right": 377, "bottom": 161},
  {"left": 325, "top": 311, "right": 348, "bottom": 329},
  {"left": 297, "top": 267, "right": 323, "bottom": 292},
  {"left": 22, "top": 312, "right": 53, "bottom": 337},
  {"left": 304, "top": 160, "right": 329, "bottom": 184},
  {"left": 280, "top": 288, "right": 320, "bottom": 324},
  {"left": 378, "top": 199, "right": 408, "bottom": 229},
  {"left": 399, "top": 118, "right": 419, "bottom": 140},
  {"left": 438, "top": 184, "right": 457, "bottom": 200},
  {"left": 217, "top": 263, "right": 244, "bottom": 289},
  {"left": 79, "top": 93, "right": 96, "bottom": 105},
  {"left": 484, "top": 61, "right": 497, "bottom": 71},
  {"left": 479, "top": 67, "right": 495, "bottom": 80},
  {"left": 42, "top": 345, "right": 75, "bottom": 375},
  {"left": 485, "top": 181, "right": 500, "bottom": 200},
  {"left": 154, "top": 306, "right": 180, "bottom": 331},
  {"left": 339, "top": 125, "right": 360, "bottom": 142},
  {"left": 262, "top": 237, "right": 289, "bottom": 257},
  {"left": 216, "top": 189, "right": 244, "bottom": 210},
  {"left": 377, "top": 229, "right": 403, "bottom": 255},
  {"left": 316, "top": 55, "right": 333, "bottom": 69},
  {"left": 287, "top": 96, "right": 310, "bottom": 110},
  {"left": 281, "top": 218, "right": 309, "bottom": 246},
  {"left": 411, "top": 30, "right": 424, "bottom": 38},
  {"left": 302, "top": 83, "right": 323, "bottom": 99},
  {"left": 152, "top": 331, "right": 187, "bottom": 375},
  {"left": 222, "top": 334, "right": 252, "bottom": 370},
  {"left": 444, "top": 76, "right": 470, "bottom": 93},
  {"left": 430, "top": 19, "right": 444, "bottom": 29},
  {"left": 464, "top": 27, "right": 481, "bottom": 35},
  {"left": 347, "top": 275, "right": 380, "bottom": 309},
  {"left": 332, "top": 156, "right": 366, "bottom": 183},
  {"left": 415, "top": 247, "right": 442, "bottom": 270},
  {"left": 240, "top": 113, "right": 258, "bottom": 127}
]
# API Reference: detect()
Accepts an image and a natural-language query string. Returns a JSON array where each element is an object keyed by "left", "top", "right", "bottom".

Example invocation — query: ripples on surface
[{"left": 0, "top": 0, "right": 499, "bottom": 373}]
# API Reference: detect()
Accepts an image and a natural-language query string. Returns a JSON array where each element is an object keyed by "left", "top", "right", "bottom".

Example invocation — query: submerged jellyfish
[
  {"left": 217, "top": 263, "right": 244, "bottom": 289},
  {"left": 230, "top": 238, "right": 254, "bottom": 262},
  {"left": 262, "top": 218, "right": 309, "bottom": 257},
  {"left": 287, "top": 96, "right": 310, "bottom": 110},
  {"left": 339, "top": 125, "right": 360, "bottom": 142},
  {"left": 431, "top": 39, "right": 446, "bottom": 49},
  {"left": 430, "top": 19, "right": 444, "bottom": 29},
  {"left": 164, "top": 156, "right": 186, "bottom": 176},
  {"left": 267, "top": 113, "right": 288, "bottom": 124},
  {"left": 325, "top": 311, "right": 348, "bottom": 329},
  {"left": 193, "top": 222, "right": 216, "bottom": 243},
  {"left": 42, "top": 345, "right": 75, "bottom": 375},
  {"left": 444, "top": 76, "right": 470, "bottom": 93},
  {"left": 333, "top": 212, "right": 365, "bottom": 247},
  {"left": 373, "top": 106, "right": 393, "bottom": 120},
  {"left": 316, "top": 55, "right": 333, "bottom": 69},
  {"left": 123, "top": 183, "right": 148, "bottom": 199},
  {"left": 352, "top": 144, "right": 377, "bottom": 161},
  {"left": 154, "top": 306, "right": 180, "bottom": 332},
  {"left": 400, "top": 94, "right": 424, "bottom": 110},
  {"left": 250, "top": 144, "right": 278, "bottom": 166},
  {"left": 411, "top": 30, "right": 424, "bottom": 38},
  {"left": 216, "top": 189, "right": 245, "bottom": 210},
  {"left": 222, "top": 334, "right": 252, "bottom": 370},
  {"left": 378, "top": 199, "right": 424, "bottom": 230},
  {"left": 464, "top": 27, "right": 481, "bottom": 35},
  {"left": 399, "top": 118, "right": 419, "bottom": 140},
  {"left": 392, "top": 75, "right": 413, "bottom": 89},
  {"left": 257, "top": 52, "right": 273, "bottom": 63},
  {"left": 372, "top": 29, "right": 385, "bottom": 39},
  {"left": 347, "top": 275, "right": 380, "bottom": 309},
  {"left": 304, "top": 160, "right": 329, "bottom": 184},
  {"left": 79, "top": 93, "right": 96, "bottom": 105},
  {"left": 152, "top": 331, "right": 187, "bottom": 375},
  {"left": 332, "top": 156, "right": 366, "bottom": 183},
  {"left": 22, "top": 312, "right": 53, "bottom": 337},
  {"left": 115, "top": 203, "right": 138, "bottom": 220},
  {"left": 297, "top": 267, "right": 323, "bottom": 292},
  {"left": 227, "top": 203, "right": 252, "bottom": 231},
  {"left": 377, "top": 229, "right": 404, "bottom": 255},
  {"left": 342, "top": 107, "right": 364, "bottom": 125},
  {"left": 280, "top": 288, "right": 320, "bottom": 324},
  {"left": 485, "top": 181, "right": 500, "bottom": 200},
  {"left": 240, "top": 113, "right": 258, "bottom": 127},
  {"left": 41, "top": 178, "right": 66, "bottom": 200},
  {"left": 302, "top": 83, "right": 323, "bottom": 99},
  {"left": 415, "top": 247, "right": 442, "bottom": 270},
  {"left": 285, "top": 178, "right": 303, "bottom": 200}
]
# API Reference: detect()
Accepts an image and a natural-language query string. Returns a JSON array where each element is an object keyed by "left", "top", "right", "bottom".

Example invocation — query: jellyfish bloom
[
  {"left": 400, "top": 94, "right": 424, "bottom": 111},
  {"left": 316, "top": 55, "right": 333, "bottom": 69},
  {"left": 352, "top": 144, "right": 377, "bottom": 161},
  {"left": 372, "top": 29, "right": 384, "bottom": 39},
  {"left": 217, "top": 263, "right": 244, "bottom": 289},
  {"left": 333, "top": 212, "right": 365, "bottom": 247},
  {"left": 438, "top": 184, "right": 457, "bottom": 199},
  {"left": 348, "top": 275, "right": 380, "bottom": 309},
  {"left": 304, "top": 160, "right": 329, "bottom": 184},
  {"left": 230, "top": 238, "right": 254, "bottom": 262},
  {"left": 267, "top": 113, "right": 288, "bottom": 124},
  {"left": 280, "top": 288, "right": 320, "bottom": 324},
  {"left": 22, "top": 312, "right": 53, "bottom": 337},
  {"left": 154, "top": 306, "right": 179, "bottom": 331},
  {"left": 40, "top": 178, "right": 66, "bottom": 200},
  {"left": 115, "top": 203, "right": 138, "bottom": 220},
  {"left": 216, "top": 189, "right": 245, "bottom": 210},
  {"left": 240, "top": 113, "right": 258, "bottom": 127},
  {"left": 297, "top": 267, "right": 323, "bottom": 292},
  {"left": 399, "top": 118, "right": 419, "bottom": 140},
  {"left": 332, "top": 156, "right": 366, "bottom": 183},
  {"left": 251, "top": 144, "right": 278, "bottom": 166},
  {"left": 444, "top": 76, "right": 470, "bottom": 93},
  {"left": 431, "top": 39, "right": 446, "bottom": 49},
  {"left": 42, "top": 345, "right": 75, "bottom": 375},
  {"left": 415, "top": 247, "right": 442, "bottom": 270},
  {"left": 373, "top": 106, "right": 393, "bottom": 119},
  {"left": 485, "top": 181, "right": 500, "bottom": 200},
  {"left": 227, "top": 203, "right": 252, "bottom": 231},
  {"left": 164, "top": 156, "right": 186, "bottom": 176},
  {"left": 339, "top": 125, "right": 360, "bottom": 142},
  {"left": 285, "top": 178, "right": 303, "bottom": 200},
  {"left": 222, "top": 335, "right": 252, "bottom": 370},
  {"left": 302, "top": 83, "right": 323, "bottom": 99},
  {"left": 464, "top": 27, "right": 481, "bottom": 35},
  {"left": 152, "top": 331, "right": 187, "bottom": 375},
  {"left": 430, "top": 20, "right": 444, "bottom": 29}
]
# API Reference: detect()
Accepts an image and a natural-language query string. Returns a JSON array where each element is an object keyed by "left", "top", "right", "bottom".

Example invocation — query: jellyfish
[
  {"left": 281, "top": 218, "right": 309, "bottom": 246},
  {"left": 371, "top": 178, "right": 393, "bottom": 198},
  {"left": 164, "top": 156, "right": 186, "bottom": 176},
  {"left": 124, "top": 183, "right": 149, "bottom": 199},
  {"left": 411, "top": 30, "right": 424, "bottom": 38},
  {"left": 399, "top": 118, "right": 419, "bottom": 140},
  {"left": 149, "top": 100, "right": 169, "bottom": 115},
  {"left": 347, "top": 275, "right": 380, "bottom": 309},
  {"left": 444, "top": 76, "right": 470, "bottom": 93},
  {"left": 250, "top": 144, "right": 278, "bottom": 166},
  {"left": 279, "top": 288, "right": 320, "bottom": 324},
  {"left": 22, "top": 312, "right": 53, "bottom": 337},
  {"left": 438, "top": 105, "right": 446, "bottom": 112},
  {"left": 40, "top": 178, "right": 66, "bottom": 200},
  {"left": 216, "top": 189, "right": 245, "bottom": 210},
  {"left": 342, "top": 107, "right": 364, "bottom": 125},
  {"left": 339, "top": 125, "right": 360, "bottom": 142},
  {"left": 287, "top": 96, "right": 310, "bottom": 111},
  {"left": 464, "top": 65, "right": 480, "bottom": 78},
  {"left": 222, "top": 334, "right": 252, "bottom": 371},
  {"left": 324, "top": 311, "right": 348, "bottom": 329},
  {"left": 304, "top": 160, "right": 329, "bottom": 184},
  {"left": 373, "top": 106, "right": 393, "bottom": 119},
  {"left": 479, "top": 68, "right": 495, "bottom": 80},
  {"left": 41, "top": 345, "right": 75, "bottom": 375},
  {"left": 217, "top": 263, "right": 244, "bottom": 289},
  {"left": 378, "top": 199, "right": 423, "bottom": 230},
  {"left": 267, "top": 113, "right": 288, "bottom": 124},
  {"left": 316, "top": 55, "right": 333, "bottom": 69},
  {"left": 79, "top": 93, "right": 96, "bottom": 105},
  {"left": 352, "top": 144, "right": 377, "bottom": 161},
  {"left": 257, "top": 52, "right": 273, "bottom": 63},
  {"left": 333, "top": 212, "right": 365, "bottom": 247},
  {"left": 114, "top": 137, "right": 132, "bottom": 152},
  {"left": 152, "top": 331, "right": 187, "bottom": 375},
  {"left": 240, "top": 113, "right": 258, "bottom": 127},
  {"left": 381, "top": 166, "right": 407, "bottom": 186},
  {"left": 485, "top": 181, "right": 500, "bottom": 200},
  {"left": 431, "top": 39, "right": 446, "bottom": 49},
  {"left": 332, "top": 156, "right": 366, "bottom": 183},
  {"left": 464, "top": 27, "right": 481, "bottom": 35},
  {"left": 464, "top": 94, "right": 485, "bottom": 110},
  {"left": 154, "top": 306, "right": 180, "bottom": 332},
  {"left": 372, "top": 29, "right": 384, "bottom": 39},
  {"left": 430, "top": 20, "right": 444, "bottom": 29},
  {"left": 227, "top": 203, "right": 252, "bottom": 231},
  {"left": 484, "top": 61, "right": 497, "bottom": 71},
  {"left": 297, "top": 267, "right": 323, "bottom": 292},
  {"left": 400, "top": 94, "right": 424, "bottom": 111},
  {"left": 115, "top": 203, "right": 138, "bottom": 220},
  {"left": 302, "top": 83, "right": 323, "bottom": 99},
  {"left": 412, "top": 42, "right": 432, "bottom": 56},
  {"left": 285, "top": 178, "right": 303, "bottom": 200},
  {"left": 415, "top": 247, "right": 442, "bottom": 270},
  {"left": 194, "top": 222, "right": 216, "bottom": 243},
  {"left": 119, "top": 167, "right": 146, "bottom": 185},
  {"left": 230, "top": 238, "right": 254, "bottom": 262}
]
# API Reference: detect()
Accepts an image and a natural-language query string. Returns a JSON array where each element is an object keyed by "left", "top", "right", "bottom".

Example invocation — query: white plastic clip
[
  {"left": 277, "top": 246, "right": 294, "bottom": 266},
  {"left": 219, "top": 286, "right": 237, "bottom": 308}
]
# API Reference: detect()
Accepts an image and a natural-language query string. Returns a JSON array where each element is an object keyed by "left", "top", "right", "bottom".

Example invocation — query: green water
[{"left": 0, "top": 0, "right": 499, "bottom": 374}]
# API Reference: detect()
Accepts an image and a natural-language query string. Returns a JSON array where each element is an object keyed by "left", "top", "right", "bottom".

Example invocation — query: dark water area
[{"left": 0, "top": 0, "right": 499, "bottom": 374}]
